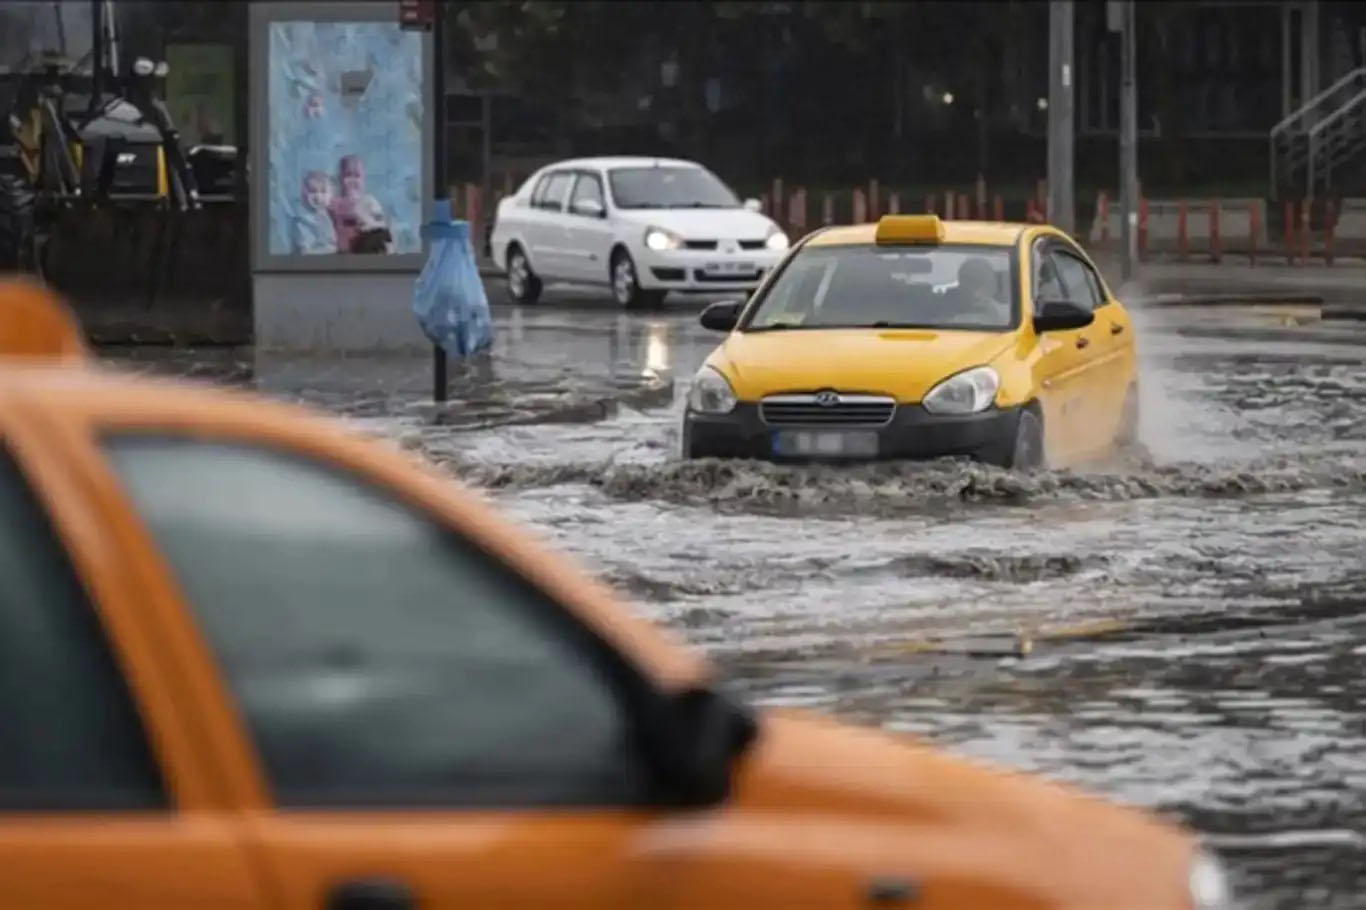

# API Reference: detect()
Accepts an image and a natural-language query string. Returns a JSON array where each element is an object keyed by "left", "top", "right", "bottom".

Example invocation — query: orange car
[{"left": 0, "top": 279, "right": 1232, "bottom": 909}]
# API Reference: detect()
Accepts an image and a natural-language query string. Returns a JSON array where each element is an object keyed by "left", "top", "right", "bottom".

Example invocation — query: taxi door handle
[
  {"left": 1110, "top": 322, "right": 1125, "bottom": 335},
  {"left": 326, "top": 878, "right": 414, "bottom": 910},
  {"left": 1075, "top": 336, "right": 1090, "bottom": 349}
]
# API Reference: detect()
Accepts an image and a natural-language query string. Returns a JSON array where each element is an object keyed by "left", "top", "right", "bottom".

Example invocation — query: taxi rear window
[{"left": 744, "top": 243, "right": 1018, "bottom": 332}]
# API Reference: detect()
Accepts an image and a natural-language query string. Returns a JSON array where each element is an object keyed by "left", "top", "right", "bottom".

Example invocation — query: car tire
[
  {"left": 505, "top": 244, "right": 542, "bottom": 305},
  {"left": 1006, "top": 408, "right": 1045, "bottom": 471},
  {"left": 0, "top": 172, "right": 36, "bottom": 272},
  {"left": 1115, "top": 386, "right": 1140, "bottom": 450},
  {"left": 611, "top": 249, "right": 664, "bottom": 309}
]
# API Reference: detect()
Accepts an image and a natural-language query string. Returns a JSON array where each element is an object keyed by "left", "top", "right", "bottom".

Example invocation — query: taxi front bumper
[{"left": 682, "top": 402, "right": 1025, "bottom": 466}]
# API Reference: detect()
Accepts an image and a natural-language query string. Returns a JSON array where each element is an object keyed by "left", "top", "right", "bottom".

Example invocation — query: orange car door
[
  {"left": 92, "top": 426, "right": 868, "bottom": 910},
  {"left": 0, "top": 418, "right": 267, "bottom": 909}
]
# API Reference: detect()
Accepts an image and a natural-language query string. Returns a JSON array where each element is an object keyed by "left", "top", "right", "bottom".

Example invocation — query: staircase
[{"left": 1270, "top": 67, "right": 1366, "bottom": 199}]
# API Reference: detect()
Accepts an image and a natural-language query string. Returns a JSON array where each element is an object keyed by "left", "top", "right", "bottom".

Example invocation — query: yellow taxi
[
  {"left": 684, "top": 215, "right": 1137, "bottom": 468},
  {"left": 0, "top": 279, "right": 1231, "bottom": 909}
]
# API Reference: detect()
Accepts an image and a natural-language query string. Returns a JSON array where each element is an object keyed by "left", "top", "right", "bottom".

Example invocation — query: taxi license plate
[
  {"left": 772, "top": 430, "right": 879, "bottom": 458},
  {"left": 703, "top": 261, "right": 754, "bottom": 275}
]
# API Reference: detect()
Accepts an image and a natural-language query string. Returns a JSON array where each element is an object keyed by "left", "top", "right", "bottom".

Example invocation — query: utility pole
[
  {"left": 431, "top": 0, "right": 448, "bottom": 403},
  {"left": 1047, "top": 0, "right": 1075, "bottom": 235},
  {"left": 1112, "top": 0, "right": 1137, "bottom": 281}
]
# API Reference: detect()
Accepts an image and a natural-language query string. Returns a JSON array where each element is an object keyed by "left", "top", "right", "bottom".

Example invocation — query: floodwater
[{"left": 105, "top": 298, "right": 1366, "bottom": 908}]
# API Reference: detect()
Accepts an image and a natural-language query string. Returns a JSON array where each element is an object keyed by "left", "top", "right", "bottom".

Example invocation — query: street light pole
[
  {"left": 1047, "top": 0, "right": 1075, "bottom": 235},
  {"left": 432, "top": 0, "right": 448, "bottom": 404},
  {"left": 1118, "top": 0, "right": 1137, "bottom": 281}
]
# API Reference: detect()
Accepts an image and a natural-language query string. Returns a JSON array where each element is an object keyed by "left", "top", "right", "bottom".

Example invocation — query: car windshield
[
  {"left": 745, "top": 244, "right": 1017, "bottom": 332},
  {"left": 607, "top": 166, "right": 740, "bottom": 209}
]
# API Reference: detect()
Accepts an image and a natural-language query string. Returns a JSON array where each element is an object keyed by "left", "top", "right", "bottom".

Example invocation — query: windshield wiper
[{"left": 668, "top": 201, "right": 728, "bottom": 208}]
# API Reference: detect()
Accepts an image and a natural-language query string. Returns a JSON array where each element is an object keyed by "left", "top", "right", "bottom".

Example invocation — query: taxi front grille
[{"left": 760, "top": 393, "right": 896, "bottom": 426}]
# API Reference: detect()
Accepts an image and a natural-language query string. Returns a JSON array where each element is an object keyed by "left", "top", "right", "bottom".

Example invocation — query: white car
[{"left": 488, "top": 156, "right": 790, "bottom": 308}]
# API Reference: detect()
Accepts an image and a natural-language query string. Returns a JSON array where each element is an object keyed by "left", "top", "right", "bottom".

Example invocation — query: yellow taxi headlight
[
  {"left": 875, "top": 214, "right": 944, "bottom": 245},
  {"left": 923, "top": 365, "right": 999, "bottom": 415}
]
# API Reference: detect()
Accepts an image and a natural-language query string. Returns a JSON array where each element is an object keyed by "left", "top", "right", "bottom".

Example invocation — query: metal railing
[{"left": 1270, "top": 66, "right": 1366, "bottom": 198}]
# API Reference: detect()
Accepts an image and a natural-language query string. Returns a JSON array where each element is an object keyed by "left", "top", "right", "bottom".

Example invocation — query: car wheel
[
  {"left": 1008, "top": 408, "right": 1045, "bottom": 471},
  {"left": 0, "top": 172, "right": 36, "bottom": 272},
  {"left": 1115, "top": 386, "right": 1140, "bottom": 450},
  {"left": 610, "top": 250, "right": 663, "bottom": 309},
  {"left": 505, "top": 245, "right": 542, "bottom": 305}
]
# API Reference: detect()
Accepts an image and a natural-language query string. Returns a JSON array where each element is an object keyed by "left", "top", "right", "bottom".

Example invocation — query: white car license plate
[
  {"left": 703, "top": 261, "right": 754, "bottom": 275},
  {"left": 773, "top": 430, "right": 879, "bottom": 458}
]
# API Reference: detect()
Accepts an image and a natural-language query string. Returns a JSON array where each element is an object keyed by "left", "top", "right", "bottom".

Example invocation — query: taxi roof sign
[
  {"left": 0, "top": 278, "right": 89, "bottom": 363},
  {"left": 875, "top": 214, "right": 945, "bottom": 245}
]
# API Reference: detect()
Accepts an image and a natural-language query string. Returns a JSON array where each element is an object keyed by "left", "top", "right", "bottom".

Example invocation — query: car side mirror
[
  {"left": 1033, "top": 298, "right": 1095, "bottom": 333},
  {"left": 699, "top": 299, "right": 743, "bottom": 332},
  {"left": 742, "top": 198, "right": 762, "bottom": 213},
  {"left": 652, "top": 687, "right": 758, "bottom": 806},
  {"left": 571, "top": 198, "right": 605, "bottom": 218}
]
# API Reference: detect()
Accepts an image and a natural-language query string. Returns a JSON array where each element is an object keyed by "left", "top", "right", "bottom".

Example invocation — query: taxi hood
[
  {"left": 714, "top": 327, "right": 1016, "bottom": 402},
  {"left": 0, "top": 279, "right": 89, "bottom": 363},
  {"left": 723, "top": 710, "right": 1196, "bottom": 909}
]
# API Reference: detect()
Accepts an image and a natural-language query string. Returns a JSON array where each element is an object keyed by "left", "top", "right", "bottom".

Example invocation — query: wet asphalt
[{"left": 103, "top": 287, "right": 1366, "bottom": 909}]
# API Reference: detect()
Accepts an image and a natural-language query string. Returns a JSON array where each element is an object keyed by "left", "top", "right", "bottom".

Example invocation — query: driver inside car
[{"left": 954, "top": 256, "right": 1009, "bottom": 323}]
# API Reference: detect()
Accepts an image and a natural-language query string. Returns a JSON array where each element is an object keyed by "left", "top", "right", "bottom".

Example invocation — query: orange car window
[
  {"left": 102, "top": 436, "right": 655, "bottom": 809},
  {"left": 0, "top": 446, "right": 165, "bottom": 811}
]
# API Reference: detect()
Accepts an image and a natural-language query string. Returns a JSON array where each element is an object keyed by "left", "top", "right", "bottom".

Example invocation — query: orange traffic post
[
  {"left": 1249, "top": 201, "right": 1260, "bottom": 266},
  {"left": 887, "top": 191, "right": 901, "bottom": 214},
  {"left": 465, "top": 183, "right": 483, "bottom": 246},
  {"left": 1300, "top": 198, "right": 1311, "bottom": 264},
  {"left": 1326, "top": 199, "right": 1336, "bottom": 265},
  {"left": 1178, "top": 199, "right": 1189, "bottom": 262},
  {"left": 788, "top": 189, "right": 805, "bottom": 235},
  {"left": 1138, "top": 197, "right": 1149, "bottom": 258},
  {"left": 1098, "top": 192, "right": 1110, "bottom": 244},
  {"left": 975, "top": 174, "right": 987, "bottom": 220},
  {"left": 852, "top": 187, "right": 868, "bottom": 223},
  {"left": 1210, "top": 200, "right": 1221, "bottom": 263},
  {"left": 944, "top": 189, "right": 955, "bottom": 219},
  {"left": 822, "top": 192, "right": 834, "bottom": 225},
  {"left": 869, "top": 178, "right": 880, "bottom": 219},
  {"left": 1284, "top": 200, "right": 1295, "bottom": 264},
  {"left": 993, "top": 195, "right": 1004, "bottom": 221},
  {"left": 924, "top": 193, "right": 935, "bottom": 215},
  {"left": 760, "top": 192, "right": 770, "bottom": 217},
  {"left": 958, "top": 193, "right": 971, "bottom": 221}
]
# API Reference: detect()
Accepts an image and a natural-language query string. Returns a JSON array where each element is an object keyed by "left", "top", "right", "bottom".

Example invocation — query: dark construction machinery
[{"left": 0, "top": 0, "right": 217, "bottom": 276}]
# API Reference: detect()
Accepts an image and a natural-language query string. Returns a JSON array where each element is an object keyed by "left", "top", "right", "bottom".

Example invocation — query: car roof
[
  {"left": 541, "top": 156, "right": 701, "bottom": 172},
  {"left": 805, "top": 220, "right": 1036, "bottom": 248}
]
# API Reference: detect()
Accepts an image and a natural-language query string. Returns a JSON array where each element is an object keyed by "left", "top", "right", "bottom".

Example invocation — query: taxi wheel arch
[
  {"left": 505, "top": 242, "right": 543, "bottom": 305},
  {"left": 610, "top": 245, "right": 664, "bottom": 309}
]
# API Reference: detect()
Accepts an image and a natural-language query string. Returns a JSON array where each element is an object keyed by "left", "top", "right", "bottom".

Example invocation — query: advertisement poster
[
  {"left": 165, "top": 43, "right": 235, "bottom": 147},
  {"left": 267, "top": 21, "right": 423, "bottom": 256}
]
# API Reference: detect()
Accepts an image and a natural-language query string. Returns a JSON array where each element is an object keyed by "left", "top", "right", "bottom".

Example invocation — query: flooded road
[{"left": 105, "top": 299, "right": 1366, "bottom": 907}]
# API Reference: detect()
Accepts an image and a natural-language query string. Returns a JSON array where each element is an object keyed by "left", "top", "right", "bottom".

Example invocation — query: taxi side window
[
  {"left": 1048, "top": 250, "right": 1104, "bottom": 312},
  {"left": 0, "top": 446, "right": 165, "bottom": 810},
  {"left": 103, "top": 436, "right": 652, "bottom": 809}
]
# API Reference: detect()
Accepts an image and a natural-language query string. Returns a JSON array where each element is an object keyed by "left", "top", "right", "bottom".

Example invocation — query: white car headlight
[
  {"left": 922, "top": 365, "right": 1000, "bottom": 415},
  {"left": 644, "top": 226, "right": 682, "bottom": 252},
  {"left": 1189, "top": 850, "right": 1235, "bottom": 910},
  {"left": 765, "top": 227, "right": 790, "bottom": 251},
  {"left": 687, "top": 365, "right": 737, "bottom": 414},
  {"left": 133, "top": 57, "right": 154, "bottom": 76}
]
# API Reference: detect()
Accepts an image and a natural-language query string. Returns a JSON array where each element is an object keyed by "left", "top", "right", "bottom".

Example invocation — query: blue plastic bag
[{"left": 413, "top": 206, "right": 493, "bottom": 358}]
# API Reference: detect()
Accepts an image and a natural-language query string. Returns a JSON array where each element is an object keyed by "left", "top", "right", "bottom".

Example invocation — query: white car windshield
[
  {"left": 745, "top": 244, "right": 1018, "bottom": 332},
  {"left": 608, "top": 167, "right": 740, "bottom": 209}
]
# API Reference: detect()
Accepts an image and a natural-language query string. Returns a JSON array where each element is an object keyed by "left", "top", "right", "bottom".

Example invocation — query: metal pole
[
  {"left": 432, "top": 1, "right": 448, "bottom": 404},
  {"left": 1047, "top": 0, "right": 1075, "bottom": 235},
  {"left": 1119, "top": 0, "right": 1138, "bottom": 281},
  {"left": 89, "top": 0, "right": 104, "bottom": 114}
]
